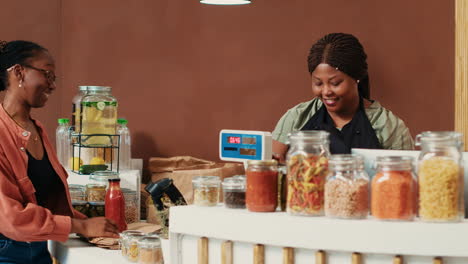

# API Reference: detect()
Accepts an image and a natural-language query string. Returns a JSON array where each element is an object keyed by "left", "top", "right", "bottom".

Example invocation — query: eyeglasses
[{"left": 22, "top": 64, "right": 57, "bottom": 84}]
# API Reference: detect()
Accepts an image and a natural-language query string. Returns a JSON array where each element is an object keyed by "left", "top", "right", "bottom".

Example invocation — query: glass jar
[
  {"left": 192, "top": 176, "right": 220, "bottom": 206},
  {"left": 246, "top": 160, "right": 278, "bottom": 212},
  {"left": 120, "top": 230, "right": 145, "bottom": 258},
  {"left": 415, "top": 131, "right": 464, "bottom": 222},
  {"left": 222, "top": 177, "right": 246, "bottom": 209},
  {"left": 72, "top": 86, "right": 88, "bottom": 133},
  {"left": 137, "top": 236, "right": 164, "bottom": 264},
  {"left": 371, "top": 156, "right": 416, "bottom": 221},
  {"left": 87, "top": 201, "right": 105, "bottom": 217},
  {"left": 286, "top": 131, "right": 330, "bottom": 216},
  {"left": 127, "top": 233, "right": 147, "bottom": 262},
  {"left": 325, "top": 154, "right": 369, "bottom": 219},
  {"left": 123, "top": 188, "right": 139, "bottom": 223},
  {"left": 86, "top": 184, "right": 106, "bottom": 202},
  {"left": 90, "top": 170, "right": 119, "bottom": 187},
  {"left": 69, "top": 184, "right": 86, "bottom": 201},
  {"left": 80, "top": 86, "right": 118, "bottom": 146},
  {"left": 72, "top": 200, "right": 88, "bottom": 216}
]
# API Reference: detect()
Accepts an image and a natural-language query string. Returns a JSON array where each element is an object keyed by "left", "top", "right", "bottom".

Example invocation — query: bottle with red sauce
[
  {"left": 246, "top": 160, "right": 278, "bottom": 212},
  {"left": 105, "top": 178, "right": 127, "bottom": 232}
]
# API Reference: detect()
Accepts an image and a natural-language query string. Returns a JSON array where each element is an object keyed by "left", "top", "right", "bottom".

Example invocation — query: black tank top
[{"left": 27, "top": 149, "right": 63, "bottom": 208}]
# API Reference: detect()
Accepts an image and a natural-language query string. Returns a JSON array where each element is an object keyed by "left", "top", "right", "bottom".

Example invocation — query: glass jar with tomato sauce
[
  {"left": 246, "top": 160, "right": 278, "bottom": 212},
  {"left": 286, "top": 131, "right": 330, "bottom": 216}
]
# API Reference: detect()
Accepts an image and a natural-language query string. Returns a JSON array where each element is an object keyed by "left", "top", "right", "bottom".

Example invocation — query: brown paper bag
[
  {"left": 148, "top": 156, "right": 244, "bottom": 203},
  {"left": 146, "top": 156, "right": 245, "bottom": 224}
]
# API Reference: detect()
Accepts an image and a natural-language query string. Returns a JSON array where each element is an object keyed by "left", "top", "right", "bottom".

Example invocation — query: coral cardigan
[{"left": 0, "top": 104, "right": 85, "bottom": 242}]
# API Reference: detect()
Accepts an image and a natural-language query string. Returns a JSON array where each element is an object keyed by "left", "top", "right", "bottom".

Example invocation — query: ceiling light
[{"left": 200, "top": 0, "right": 251, "bottom": 5}]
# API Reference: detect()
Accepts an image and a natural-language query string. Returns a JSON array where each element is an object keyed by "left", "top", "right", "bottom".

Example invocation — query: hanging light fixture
[{"left": 200, "top": 0, "right": 251, "bottom": 5}]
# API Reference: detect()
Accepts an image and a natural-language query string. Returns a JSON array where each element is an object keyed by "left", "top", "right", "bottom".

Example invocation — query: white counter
[
  {"left": 48, "top": 235, "right": 170, "bottom": 264},
  {"left": 169, "top": 205, "right": 468, "bottom": 264}
]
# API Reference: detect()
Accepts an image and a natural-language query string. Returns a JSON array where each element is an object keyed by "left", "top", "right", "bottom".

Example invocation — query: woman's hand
[
  {"left": 272, "top": 140, "right": 288, "bottom": 164},
  {"left": 71, "top": 217, "right": 119, "bottom": 238}
]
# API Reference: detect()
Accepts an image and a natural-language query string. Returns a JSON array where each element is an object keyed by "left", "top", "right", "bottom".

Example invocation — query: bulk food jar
[
  {"left": 80, "top": 86, "right": 118, "bottom": 146},
  {"left": 137, "top": 236, "right": 164, "bottom": 264},
  {"left": 246, "top": 160, "right": 278, "bottom": 212},
  {"left": 415, "top": 131, "right": 464, "bottom": 222},
  {"left": 371, "top": 156, "right": 416, "bottom": 221},
  {"left": 192, "top": 176, "right": 221, "bottom": 206},
  {"left": 222, "top": 177, "right": 246, "bottom": 209},
  {"left": 325, "top": 154, "right": 369, "bottom": 219},
  {"left": 286, "top": 131, "right": 330, "bottom": 216}
]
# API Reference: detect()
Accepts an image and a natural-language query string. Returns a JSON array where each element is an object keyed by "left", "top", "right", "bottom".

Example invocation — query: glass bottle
[
  {"left": 192, "top": 176, "right": 221, "bottom": 206},
  {"left": 371, "top": 156, "right": 416, "bottom": 221},
  {"left": 105, "top": 178, "right": 127, "bottom": 232},
  {"left": 325, "top": 154, "right": 369, "bottom": 219},
  {"left": 415, "top": 131, "right": 464, "bottom": 222},
  {"left": 286, "top": 131, "right": 330, "bottom": 216},
  {"left": 72, "top": 86, "right": 88, "bottom": 133},
  {"left": 80, "top": 86, "right": 118, "bottom": 146},
  {"left": 117, "top": 118, "right": 131, "bottom": 170},
  {"left": 222, "top": 177, "right": 246, "bottom": 209},
  {"left": 56, "top": 118, "right": 70, "bottom": 168},
  {"left": 246, "top": 160, "right": 278, "bottom": 212},
  {"left": 137, "top": 236, "right": 164, "bottom": 264}
]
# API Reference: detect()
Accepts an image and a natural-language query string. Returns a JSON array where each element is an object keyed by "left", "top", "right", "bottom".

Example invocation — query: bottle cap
[
  {"left": 117, "top": 118, "right": 128, "bottom": 125},
  {"left": 58, "top": 118, "right": 69, "bottom": 124}
]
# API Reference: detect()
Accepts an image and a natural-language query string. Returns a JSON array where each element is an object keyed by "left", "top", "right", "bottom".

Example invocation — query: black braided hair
[
  {"left": 0, "top": 40, "right": 47, "bottom": 92},
  {"left": 307, "top": 33, "right": 370, "bottom": 99}
]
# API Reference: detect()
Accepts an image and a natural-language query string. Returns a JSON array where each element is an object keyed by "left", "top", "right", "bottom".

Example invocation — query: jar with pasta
[
  {"left": 120, "top": 230, "right": 145, "bottom": 258},
  {"left": 415, "top": 131, "right": 464, "bottom": 222},
  {"left": 127, "top": 233, "right": 147, "bottom": 262},
  {"left": 325, "top": 154, "right": 369, "bottom": 219},
  {"left": 137, "top": 236, "right": 164, "bottom": 264},
  {"left": 122, "top": 188, "right": 140, "bottom": 223},
  {"left": 286, "top": 131, "right": 330, "bottom": 216},
  {"left": 192, "top": 176, "right": 220, "bottom": 206},
  {"left": 371, "top": 156, "right": 416, "bottom": 221}
]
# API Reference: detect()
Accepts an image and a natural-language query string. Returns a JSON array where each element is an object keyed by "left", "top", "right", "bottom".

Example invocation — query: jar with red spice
[
  {"left": 286, "top": 131, "right": 330, "bottom": 216},
  {"left": 325, "top": 154, "right": 369, "bottom": 219},
  {"left": 371, "top": 156, "right": 416, "bottom": 221},
  {"left": 246, "top": 160, "right": 278, "bottom": 212}
]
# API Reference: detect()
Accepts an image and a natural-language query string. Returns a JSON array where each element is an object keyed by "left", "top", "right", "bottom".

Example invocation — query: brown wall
[
  {"left": 3, "top": 1, "right": 455, "bottom": 178},
  {"left": 0, "top": 0, "right": 62, "bottom": 138}
]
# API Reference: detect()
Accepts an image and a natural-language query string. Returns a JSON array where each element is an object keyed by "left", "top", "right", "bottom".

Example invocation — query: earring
[
  {"left": 357, "top": 80, "right": 360, "bottom": 84},
  {"left": 19, "top": 80, "right": 22, "bottom": 88}
]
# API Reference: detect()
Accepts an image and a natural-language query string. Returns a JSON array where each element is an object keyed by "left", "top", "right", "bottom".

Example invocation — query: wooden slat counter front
[{"left": 169, "top": 205, "right": 468, "bottom": 264}]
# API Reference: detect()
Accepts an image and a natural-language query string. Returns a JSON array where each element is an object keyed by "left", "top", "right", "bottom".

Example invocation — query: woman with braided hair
[
  {"left": 272, "top": 33, "right": 413, "bottom": 160},
  {"left": 0, "top": 40, "right": 119, "bottom": 264}
]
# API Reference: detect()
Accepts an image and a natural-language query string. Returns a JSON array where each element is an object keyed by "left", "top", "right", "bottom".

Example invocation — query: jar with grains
[
  {"left": 415, "top": 131, "right": 464, "bottom": 222},
  {"left": 325, "top": 154, "right": 369, "bottom": 219},
  {"left": 87, "top": 201, "right": 105, "bottom": 217},
  {"left": 192, "top": 176, "right": 220, "bottom": 206},
  {"left": 222, "top": 177, "right": 246, "bottom": 209},
  {"left": 72, "top": 200, "right": 88, "bottom": 216},
  {"left": 120, "top": 230, "right": 145, "bottom": 258},
  {"left": 122, "top": 188, "right": 139, "bottom": 223},
  {"left": 137, "top": 236, "right": 164, "bottom": 264},
  {"left": 371, "top": 156, "right": 416, "bottom": 221},
  {"left": 127, "top": 233, "right": 147, "bottom": 262},
  {"left": 286, "top": 131, "right": 330, "bottom": 216},
  {"left": 69, "top": 184, "right": 86, "bottom": 201},
  {"left": 246, "top": 160, "right": 278, "bottom": 212},
  {"left": 86, "top": 184, "right": 106, "bottom": 202}
]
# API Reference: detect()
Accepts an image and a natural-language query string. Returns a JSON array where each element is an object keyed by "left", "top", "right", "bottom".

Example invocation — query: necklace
[{"left": 1, "top": 104, "right": 40, "bottom": 142}]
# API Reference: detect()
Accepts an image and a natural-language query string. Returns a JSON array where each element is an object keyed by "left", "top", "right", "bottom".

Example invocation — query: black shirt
[{"left": 27, "top": 149, "right": 64, "bottom": 209}]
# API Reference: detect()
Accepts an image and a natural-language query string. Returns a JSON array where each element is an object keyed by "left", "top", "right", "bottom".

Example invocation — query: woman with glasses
[
  {"left": 272, "top": 33, "right": 414, "bottom": 162},
  {"left": 0, "top": 40, "right": 119, "bottom": 264}
]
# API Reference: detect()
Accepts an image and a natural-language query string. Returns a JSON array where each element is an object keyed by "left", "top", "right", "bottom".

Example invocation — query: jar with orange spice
[
  {"left": 286, "top": 131, "right": 330, "bottom": 216},
  {"left": 246, "top": 160, "right": 278, "bottom": 212},
  {"left": 371, "top": 156, "right": 416, "bottom": 221},
  {"left": 415, "top": 131, "right": 464, "bottom": 222}
]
